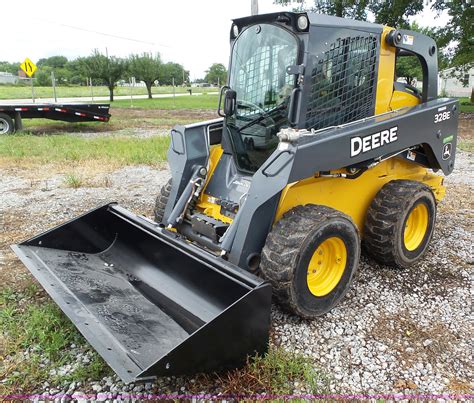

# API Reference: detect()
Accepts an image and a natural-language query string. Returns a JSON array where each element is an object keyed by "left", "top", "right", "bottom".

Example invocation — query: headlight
[
  {"left": 233, "top": 24, "right": 239, "bottom": 37},
  {"left": 297, "top": 15, "right": 309, "bottom": 31}
]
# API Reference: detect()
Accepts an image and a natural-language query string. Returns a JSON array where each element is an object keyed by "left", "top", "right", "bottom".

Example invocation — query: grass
[
  {"left": 459, "top": 97, "right": 473, "bottom": 113},
  {"left": 0, "top": 281, "right": 328, "bottom": 395},
  {"left": 0, "top": 284, "right": 111, "bottom": 394},
  {"left": 0, "top": 85, "right": 216, "bottom": 100},
  {"left": 205, "top": 347, "right": 330, "bottom": 396},
  {"left": 63, "top": 173, "right": 85, "bottom": 188},
  {"left": 0, "top": 133, "right": 170, "bottom": 167},
  {"left": 112, "top": 94, "right": 219, "bottom": 109},
  {"left": 458, "top": 140, "right": 474, "bottom": 152}
]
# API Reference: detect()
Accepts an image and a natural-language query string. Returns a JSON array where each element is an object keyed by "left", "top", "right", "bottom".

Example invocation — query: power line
[{"left": 35, "top": 19, "right": 171, "bottom": 48}]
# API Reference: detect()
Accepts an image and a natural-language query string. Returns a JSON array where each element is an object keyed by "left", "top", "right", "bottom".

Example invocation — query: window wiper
[{"left": 237, "top": 103, "right": 287, "bottom": 133}]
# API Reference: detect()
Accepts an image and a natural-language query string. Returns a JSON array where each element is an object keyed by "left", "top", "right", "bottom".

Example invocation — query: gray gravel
[{"left": 1, "top": 149, "right": 472, "bottom": 398}]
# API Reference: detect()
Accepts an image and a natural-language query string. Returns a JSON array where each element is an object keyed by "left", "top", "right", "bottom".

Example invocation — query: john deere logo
[
  {"left": 442, "top": 143, "right": 452, "bottom": 160},
  {"left": 350, "top": 126, "right": 398, "bottom": 157}
]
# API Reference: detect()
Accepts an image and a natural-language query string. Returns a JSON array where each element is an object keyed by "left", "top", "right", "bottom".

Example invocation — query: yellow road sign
[{"left": 20, "top": 58, "right": 37, "bottom": 77}]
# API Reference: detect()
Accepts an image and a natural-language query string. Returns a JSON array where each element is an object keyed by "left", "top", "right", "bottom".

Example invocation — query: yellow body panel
[
  {"left": 375, "top": 26, "right": 422, "bottom": 113},
  {"left": 276, "top": 158, "right": 445, "bottom": 234},
  {"left": 375, "top": 26, "right": 397, "bottom": 115},
  {"left": 197, "top": 145, "right": 234, "bottom": 224},
  {"left": 390, "top": 90, "right": 421, "bottom": 110}
]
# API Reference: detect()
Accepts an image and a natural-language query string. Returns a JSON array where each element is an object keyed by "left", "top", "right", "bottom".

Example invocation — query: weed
[
  {"left": 191, "top": 346, "right": 330, "bottom": 396},
  {"left": 458, "top": 140, "right": 473, "bottom": 152},
  {"left": 0, "top": 285, "right": 109, "bottom": 394},
  {"left": 459, "top": 97, "right": 473, "bottom": 113},
  {"left": 63, "top": 173, "right": 84, "bottom": 189}
]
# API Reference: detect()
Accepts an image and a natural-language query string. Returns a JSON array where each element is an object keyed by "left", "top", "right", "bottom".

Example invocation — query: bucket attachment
[{"left": 12, "top": 204, "right": 272, "bottom": 383}]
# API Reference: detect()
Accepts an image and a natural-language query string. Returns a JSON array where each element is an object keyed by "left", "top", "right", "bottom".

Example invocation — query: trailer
[{"left": 0, "top": 102, "right": 111, "bottom": 134}]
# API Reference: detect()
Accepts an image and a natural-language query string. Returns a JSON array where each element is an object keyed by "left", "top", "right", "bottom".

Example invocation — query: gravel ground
[{"left": 1, "top": 148, "right": 472, "bottom": 398}]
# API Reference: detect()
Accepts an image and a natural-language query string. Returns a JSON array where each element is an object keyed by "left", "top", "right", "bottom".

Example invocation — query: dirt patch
[{"left": 459, "top": 113, "right": 473, "bottom": 141}]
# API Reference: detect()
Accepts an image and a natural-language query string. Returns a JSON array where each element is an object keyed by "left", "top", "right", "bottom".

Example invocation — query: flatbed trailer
[{"left": 0, "top": 102, "right": 111, "bottom": 134}]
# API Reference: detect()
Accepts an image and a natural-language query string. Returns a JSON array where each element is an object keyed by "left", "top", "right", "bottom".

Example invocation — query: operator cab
[{"left": 225, "top": 22, "right": 299, "bottom": 172}]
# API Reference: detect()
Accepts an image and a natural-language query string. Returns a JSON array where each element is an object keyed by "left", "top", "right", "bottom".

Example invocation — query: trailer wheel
[
  {"left": 154, "top": 178, "right": 172, "bottom": 223},
  {"left": 261, "top": 204, "right": 360, "bottom": 318},
  {"left": 0, "top": 113, "right": 14, "bottom": 134},
  {"left": 364, "top": 180, "right": 436, "bottom": 268}
]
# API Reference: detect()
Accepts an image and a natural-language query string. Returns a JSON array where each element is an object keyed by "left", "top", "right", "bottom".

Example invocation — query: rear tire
[
  {"left": 154, "top": 178, "right": 172, "bottom": 223},
  {"left": 0, "top": 113, "right": 14, "bottom": 134},
  {"left": 261, "top": 204, "right": 360, "bottom": 318},
  {"left": 364, "top": 180, "right": 436, "bottom": 268}
]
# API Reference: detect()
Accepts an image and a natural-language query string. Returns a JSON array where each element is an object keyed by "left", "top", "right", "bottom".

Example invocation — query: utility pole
[
  {"left": 251, "top": 0, "right": 258, "bottom": 15},
  {"left": 51, "top": 71, "right": 57, "bottom": 103}
]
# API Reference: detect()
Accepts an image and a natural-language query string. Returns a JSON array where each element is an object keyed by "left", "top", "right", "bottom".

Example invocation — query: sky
[{"left": 2, "top": 0, "right": 449, "bottom": 80}]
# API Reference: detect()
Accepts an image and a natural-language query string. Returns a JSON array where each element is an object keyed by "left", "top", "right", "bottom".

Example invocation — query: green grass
[
  {"left": 0, "top": 285, "right": 111, "bottom": 393},
  {"left": 459, "top": 97, "right": 474, "bottom": 113},
  {"left": 246, "top": 347, "right": 329, "bottom": 395},
  {"left": 0, "top": 84, "right": 216, "bottom": 100},
  {"left": 63, "top": 173, "right": 85, "bottom": 188},
  {"left": 192, "top": 346, "right": 329, "bottom": 396},
  {"left": 112, "top": 94, "right": 219, "bottom": 109},
  {"left": 458, "top": 140, "right": 474, "bottom": 152},
  {"left": 0, "top": 133, "right": 170, "bottom": 166}
]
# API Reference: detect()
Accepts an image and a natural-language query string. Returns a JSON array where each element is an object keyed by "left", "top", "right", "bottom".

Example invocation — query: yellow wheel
[
  {"left": 403, "top": 203, "right": 429, "bottom": 251},
  {"left": 307, "top": 237, "right": 347, "bottom": 297},
  {"left": 261, "top": 204, "right": 360, "bottom": 318},
  {"left": 364, "top": 180, "right": 436, "bottom": 268}
]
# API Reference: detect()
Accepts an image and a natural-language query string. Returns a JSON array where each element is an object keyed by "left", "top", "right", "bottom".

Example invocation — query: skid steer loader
[{"left": 13, "top": 12, "right": 459, "bottom": 383}]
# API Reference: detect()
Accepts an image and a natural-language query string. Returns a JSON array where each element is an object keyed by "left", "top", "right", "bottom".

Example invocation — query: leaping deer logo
[{"left": 442, "top": 143, "right": 452, "bottom": 160}]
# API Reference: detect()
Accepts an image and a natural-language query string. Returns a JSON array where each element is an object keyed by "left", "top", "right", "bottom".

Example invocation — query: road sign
[{"left": 20, "top": 58, "right": 37, "bottom": 78}]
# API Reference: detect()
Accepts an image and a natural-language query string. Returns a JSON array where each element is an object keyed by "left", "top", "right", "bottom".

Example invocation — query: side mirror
[
  {"left": 223, "top": 89, "right": 237, "bottom": 116},
  {"left": 218, "top": 86, "right": 237, "bottom": 117}
]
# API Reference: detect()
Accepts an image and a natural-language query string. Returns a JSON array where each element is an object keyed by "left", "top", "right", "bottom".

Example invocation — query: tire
[
  {"left": 154, "top": 178, "right": 172, "bottom": 223},
  {"left": 0, "top": 113, "right": 14, "bottom": 134},
  {"left": 261, "top": 204, "right": 360, "bottom": 318},
  {"left": 364, "top": 180, "right": 436, "bottom": 268}
]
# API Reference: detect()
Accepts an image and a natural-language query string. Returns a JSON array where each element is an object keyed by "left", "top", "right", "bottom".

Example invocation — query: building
[
  {"left": 439, "top": 66, "right": 473, "bottom": 97},
  {"left": 0, "top": 72, "right": 18, "bottom": 84}
]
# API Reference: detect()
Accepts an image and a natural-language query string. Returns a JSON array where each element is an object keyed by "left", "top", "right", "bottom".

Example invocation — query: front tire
[
  {"left": 261, "top": 204, "right": 360, "bottom": 318},
  {"left": 364, "top": 180, "right": 436, "bottom": 268},
  {"left": 154, "top": 178, "right": 172, "bottom": 223}
]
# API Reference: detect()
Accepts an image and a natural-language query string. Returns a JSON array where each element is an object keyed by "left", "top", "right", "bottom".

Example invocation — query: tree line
[{"left": 0, "top": 53, "right": 228, "bottom": 101}]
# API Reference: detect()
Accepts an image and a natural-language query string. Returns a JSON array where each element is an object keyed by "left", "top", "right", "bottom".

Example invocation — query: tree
[
  {"left": 158, "top": 62, "right": 189, "bottom": 86},
  {"left": 371, "top": 0, "right": 423, "bottom": 28},
  {"left": 35, "top": 68, "right": 53, "bottom": 86},
  {"left": 0, "top": 61, "right": 20, "bottom": 75},
  {"left": 274, "top": 0, "right": 369, "bottom": 20},
  {"left": 395, "top": 22, "right": 450, "bottom": 85},
  {"left": 396, "top": 55, "right": 422, "bottom": 86},
  {"left": 79, "top": 50, "right": 128, "bottom": 101},
  {"left": 274, "top": 0, "right": 424, "bottom": 27},
  {"left": 37, "top": 56, "right": 68, "bottom": 69},
  {"left": 129, "top": 53, "right": 162, "bottom": 98},
  {"left": 204, "top": 63, "right": 227, "bottom": 86},
  {"left": 432, "top": 0, "right": 473, "bottom": 98}
]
